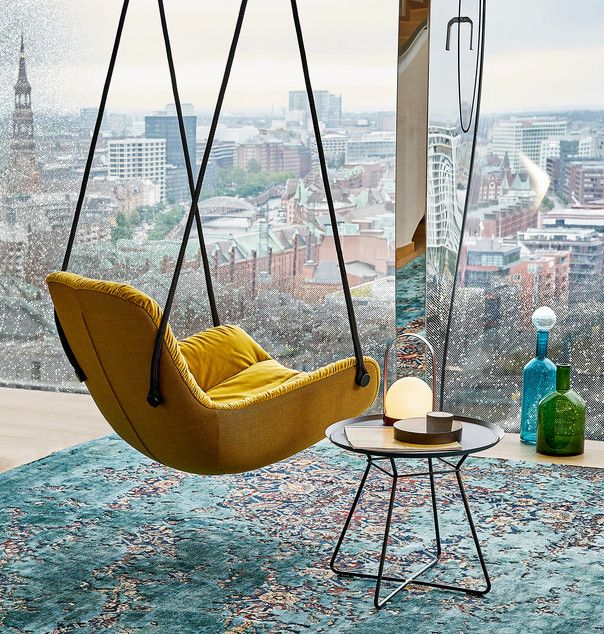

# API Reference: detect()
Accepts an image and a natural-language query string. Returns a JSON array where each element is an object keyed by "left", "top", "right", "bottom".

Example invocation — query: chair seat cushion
[
  {"left": 179, "top": 325, "right": 271, "bottom": 392},
  {"left": 206, "top": 359, "right": 304, "bottom": 404}
]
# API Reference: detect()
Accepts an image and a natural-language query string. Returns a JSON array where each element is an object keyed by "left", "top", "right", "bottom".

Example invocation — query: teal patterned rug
[{"left": 0, "top": 436, "right": 602, "bottom": 633}]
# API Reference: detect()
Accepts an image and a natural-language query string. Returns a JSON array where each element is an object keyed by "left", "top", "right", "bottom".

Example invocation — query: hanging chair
[{"left": 46, "top": 0, "right": 380, "bottom": 475}]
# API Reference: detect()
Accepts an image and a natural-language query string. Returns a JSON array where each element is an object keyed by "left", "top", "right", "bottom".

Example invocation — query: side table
[{"left": 326, "top": 415, "right": 504, "bottom": 608}]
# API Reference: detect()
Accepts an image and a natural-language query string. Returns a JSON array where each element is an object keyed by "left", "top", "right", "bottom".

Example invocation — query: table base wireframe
[{"left": 330, "top": 454, "right": 491, "bottom": 609}]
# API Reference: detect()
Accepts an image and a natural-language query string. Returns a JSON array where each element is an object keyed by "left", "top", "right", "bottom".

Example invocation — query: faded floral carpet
[{"left": 0, "top": 436, "right": 602, "bottom": 633}]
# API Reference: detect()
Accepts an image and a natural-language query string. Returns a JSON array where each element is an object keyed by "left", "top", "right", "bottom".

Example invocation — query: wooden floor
[
  {"left": 0, "top": 386, "right": 602, "bottom": 472},
  {"left": 479, "top": 431, "right": 604, "bottom": 469},
  {"left": 0, "top": 387, "right": 110, "bottom": 473}
]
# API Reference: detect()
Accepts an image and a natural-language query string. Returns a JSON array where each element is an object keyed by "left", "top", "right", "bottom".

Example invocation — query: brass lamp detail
[{"left": 383, "top": 332, "right": 436, "bottom": 426}]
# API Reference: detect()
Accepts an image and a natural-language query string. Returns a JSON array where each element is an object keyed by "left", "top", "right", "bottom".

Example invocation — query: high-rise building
[
  {"left": 426, "top": 126, "right": 461, "bottom": 252},
  {"left": 1, "top": 35, "right": 42, "bottom": 196},
  {"left": 108, "top": 138, "right": 166, "bottom": 202},
  {"left": 144, "top": 107, "right": 195, "bottom": 203},
  {"left": 460, "top": 238, "right": 570, "bottom": 322},
  {"left": 492, "top": 118, "right": 567, "bottom": 171},
  {"left": 197, "top": 140, "right": 237, "bottom": 168},
  {"left": 238, "top": 142, "right": 283, "bottom": 172},
  {"left": 310, "top": 134, "right": 347, "bottom": 165},
  {"left": 461, "top": 239, "right": 521, "bottom": 288},
  {"left": 564, "top": 161, "right": 604, "bottom": 205},
  {"left": 145, "top": 106, "right": 196, "bottom": 169},
  {"left": 288, "top": 90, "right": 342, "bottom": 128},
  {"left": 518, "top": 227, "right": 604, "bottom": 288},
  {"left": 237, "top": 142, "right": 310, "bottom": 177},
  {"left": 539, "top": 136, "right": 593, "bottom": 170}
]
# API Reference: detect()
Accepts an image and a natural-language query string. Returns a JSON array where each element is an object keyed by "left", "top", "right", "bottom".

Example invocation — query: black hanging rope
[
  {"left": 289, "top": 0, "right": 369, "bottom": 387},
  {"left": 147, "top": 0, "right": 248, "bottom": 406},
  {"left": 52, "top": 0, "right": 369, "bottom": 399},
  {"left": 439, "top": 0, "right": 486, "bottom": 409},
  {"left": 157, "top": 0, "right": 220, "bottom": 327},
  {"left": 56, "top": 0, "right": 131, "bottom": 382},
  {"left": 62, "top": 0, "right": 130, "bottom": 271}
]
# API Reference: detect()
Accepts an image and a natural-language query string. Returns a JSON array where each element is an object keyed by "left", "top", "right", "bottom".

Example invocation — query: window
[
  {"left": 424, "top": 0, "right": 604, "bottom": 439},
  {"left": 0, "top": 0, "right": 397, "bottom": 413}
]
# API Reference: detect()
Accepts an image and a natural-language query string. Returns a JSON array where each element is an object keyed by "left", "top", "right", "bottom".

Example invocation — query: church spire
[
  {"left": 1, "top": 34, "right": 42, "bottom": 196},
  {"left": 16, "top": 33, "right": 30, "bottom": 90}
]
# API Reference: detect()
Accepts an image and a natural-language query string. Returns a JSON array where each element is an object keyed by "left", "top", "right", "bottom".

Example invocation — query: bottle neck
[
  {"left": 556, "top": 365, "right": 571, "bottom": 392},
  {"left": 535, "top": 330, "right": 549, "bottom": 359}
]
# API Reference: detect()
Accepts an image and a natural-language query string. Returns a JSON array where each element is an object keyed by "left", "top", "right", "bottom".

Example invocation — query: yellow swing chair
[{"left": 47, "top": 0, "right": 379, "bottom": 475}]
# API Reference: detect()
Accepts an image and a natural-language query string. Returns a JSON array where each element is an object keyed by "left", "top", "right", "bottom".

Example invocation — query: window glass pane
[
  {"left": 0, "top": 0, "right": 397, "bottom": 405},
  {"left": 430, "top": 0, "right": 604, "bottom": 439}
]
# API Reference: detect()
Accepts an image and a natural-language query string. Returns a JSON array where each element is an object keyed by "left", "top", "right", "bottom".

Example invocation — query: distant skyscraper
[
  {"left": 288, "top": 90, "right": 342, "bottom": 128},
  {"left": 108, "top": 138, "right": 166, "bottom": 202},
  {"left": 539, "top": 136, "right": 593, "bottom": 170},
  {"left": 492, "top": 118, "right": 567, "bottom": 171},
  {"left": 426, "top": 126, "right": 461, "bottom": 253},
  {"left": 145, "top": 105, "right": 197, "bottom": 169},
  {"left": 2, "top": 35, "right": 42, "bottom": 196}
]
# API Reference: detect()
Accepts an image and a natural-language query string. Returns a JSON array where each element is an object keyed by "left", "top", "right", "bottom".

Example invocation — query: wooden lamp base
[{"left": 393, "top": 412, "right": 463, "bottom": 445}]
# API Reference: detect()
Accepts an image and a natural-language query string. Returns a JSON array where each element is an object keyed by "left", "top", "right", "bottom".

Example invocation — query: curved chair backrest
[{"left": 47, "top": 271, "right": 221, "bottom": 469}]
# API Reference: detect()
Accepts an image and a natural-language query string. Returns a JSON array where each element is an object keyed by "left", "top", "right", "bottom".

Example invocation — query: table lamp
[{"left": 383, "top": 333, "right": 436, "bottom": 426}]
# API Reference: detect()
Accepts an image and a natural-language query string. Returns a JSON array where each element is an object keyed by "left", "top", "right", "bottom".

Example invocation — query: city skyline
[{"left": 1, "top": 8, "right": 604, "bottom": 439}]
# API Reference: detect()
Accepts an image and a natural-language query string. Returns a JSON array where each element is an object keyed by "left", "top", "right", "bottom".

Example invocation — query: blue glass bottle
[{"left": 520, "top": 307, "right": 557, "bottom": 445}]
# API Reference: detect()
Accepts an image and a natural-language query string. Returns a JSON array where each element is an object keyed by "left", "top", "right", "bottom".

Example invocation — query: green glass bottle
[{"left": 537, "top": 364, "right": 585, "bottom": 456}]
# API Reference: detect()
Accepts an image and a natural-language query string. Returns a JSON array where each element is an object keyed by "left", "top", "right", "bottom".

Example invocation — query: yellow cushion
[
  {"left": 178, "top": 325, "right": 270, "bottom": 392},
  {"left": 206, "top": 359, "right": 303, "bottom": 403}
]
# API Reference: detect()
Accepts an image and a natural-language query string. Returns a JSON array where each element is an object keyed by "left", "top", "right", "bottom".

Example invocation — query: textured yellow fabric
[
  {"left": 179, "top": 325, "right": 271, "bottom": 392},
  {"left": 46, "top": 271, "right": 380, "bottom": 474},
  {"left": 207, "top": 359, "right": 302, "bottom": 403}
]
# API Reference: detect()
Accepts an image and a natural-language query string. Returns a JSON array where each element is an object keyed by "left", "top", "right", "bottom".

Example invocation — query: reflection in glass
[{"left": 433, "top": 1, "right": 604, "bottom": 440}]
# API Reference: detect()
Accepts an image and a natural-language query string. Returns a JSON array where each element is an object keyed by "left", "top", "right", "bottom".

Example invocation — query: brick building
[
  {"left": 517, "top": 227, "right": 604, "bottom": 288},
  {"left": 460, "top": 238, "right": 570, "bottom": 324},
  {"left": 564, "top": 161, "right": 604, "bottom": 205},
  {"left": 237, "top": 142, "right": 310, "bottom": 177}
]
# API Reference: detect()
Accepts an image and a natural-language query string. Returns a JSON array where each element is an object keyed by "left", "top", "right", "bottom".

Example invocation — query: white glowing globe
[
  {"left": 384, "top": 376, "right": 433, "bottom": 421},
  {"left": 532, "top": 306, "right": 557, "bottom": 332}
]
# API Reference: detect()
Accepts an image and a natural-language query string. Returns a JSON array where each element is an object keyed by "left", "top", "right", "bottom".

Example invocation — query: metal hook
[{"left": 445, "top": 16, "right": 474, "bottom": 50}]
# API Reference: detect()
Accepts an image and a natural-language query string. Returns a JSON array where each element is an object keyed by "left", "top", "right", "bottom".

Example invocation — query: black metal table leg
[
  {"left": 330, "top": 455, "right": 492, "bottom": 608},
  {"left": 330, "top": 457, "right": 440, "bottom": 607},
  {"left": 428, "top": 457, "right": 442, "bottom": 558},
  {"left": 330, "top": 458, "right": 372, "bottom": 577},
  {"left": 412, "top": 456, "right": 491, "bottom": 596}
]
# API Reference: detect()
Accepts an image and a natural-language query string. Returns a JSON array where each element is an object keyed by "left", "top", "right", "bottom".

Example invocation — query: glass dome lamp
[{"left": 383, "top": 332, "right": 436, "bottom": 426}]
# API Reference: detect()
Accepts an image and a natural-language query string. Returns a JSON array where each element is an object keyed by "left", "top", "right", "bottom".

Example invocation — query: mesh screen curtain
[{"left": 50, "top": 0, "right": 397, "bottom": 408}]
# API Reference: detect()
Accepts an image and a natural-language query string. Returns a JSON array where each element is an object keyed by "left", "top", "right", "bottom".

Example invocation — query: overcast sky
[
  {"left": 0, "top": 0, "right": 603, "bottom": 116},
  {"left": 0, "top": 0, "right": 399, "bottom": 115},
  {"left": 430, "top": 0, "right": 604, "bottom": 116}
]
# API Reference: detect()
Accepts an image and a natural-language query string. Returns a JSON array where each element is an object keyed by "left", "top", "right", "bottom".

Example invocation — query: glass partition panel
[
  {"left": 436, "top": 0, "right": 604, "bottom": 439},
  {"left": 423, "top": 0, "right": 484, "bottom": 397}
]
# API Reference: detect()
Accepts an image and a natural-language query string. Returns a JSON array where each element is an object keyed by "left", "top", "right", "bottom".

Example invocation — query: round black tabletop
[{"left": 326, "top": 414, "right": 504, "bottom": 460}]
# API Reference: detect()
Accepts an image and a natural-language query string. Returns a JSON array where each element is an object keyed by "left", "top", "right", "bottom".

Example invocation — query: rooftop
[
  {"left": 465, "top": 238, "right": 521, "bottom": 254},
  {"left": 519, "top": 227, "right": 599, "bottom": 239}
]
